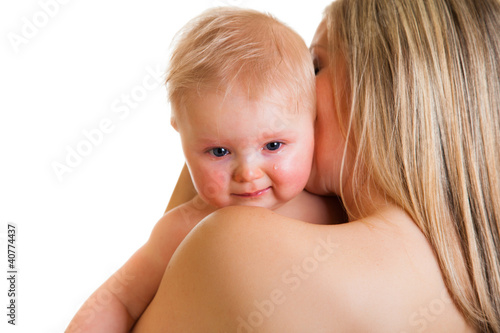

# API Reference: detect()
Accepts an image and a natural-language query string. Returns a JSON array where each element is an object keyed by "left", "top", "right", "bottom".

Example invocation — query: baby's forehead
[
  {"left": 173, "top": 79, "right": 315, "bottom": 128},
  {"left": 214, "top": 81, "right": 314, "bottom": 113},
  {"left": 174, "top": 87, "right": 313, "bottom": 135}
]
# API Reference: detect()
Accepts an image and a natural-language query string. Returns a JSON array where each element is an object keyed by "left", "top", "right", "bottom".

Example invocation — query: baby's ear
[{"left": 170, "top": 116, "right": 179, "bottom": 132}]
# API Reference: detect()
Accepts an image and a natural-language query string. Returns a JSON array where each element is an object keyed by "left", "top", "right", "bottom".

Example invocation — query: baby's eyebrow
[
  {"left": 195, "top": 137, "right": 223, "bottom": 145},
  {"left": 259, "top": 128, "right": 294, "bottom": 140}
]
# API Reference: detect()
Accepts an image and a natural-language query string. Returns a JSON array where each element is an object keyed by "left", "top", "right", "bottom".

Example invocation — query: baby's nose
[{"left": 233, "top": 159, "right": 264, "bottom": 183}]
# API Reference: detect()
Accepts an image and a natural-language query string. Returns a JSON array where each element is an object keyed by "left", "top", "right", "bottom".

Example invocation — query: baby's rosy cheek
[
  {"left": 274, "top": 162, "right": 302, "bottom": 183},
  {"left": 290, "top": 159, "right": 313, "bottom": 183},
  {"left": 204, "top": 169, "right": 227, "bottom": 192}
]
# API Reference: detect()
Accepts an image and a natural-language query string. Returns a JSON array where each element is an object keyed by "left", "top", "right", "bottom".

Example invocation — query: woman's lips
[{"left": 232, "top": 187, "right": 271, "bottom": 198}]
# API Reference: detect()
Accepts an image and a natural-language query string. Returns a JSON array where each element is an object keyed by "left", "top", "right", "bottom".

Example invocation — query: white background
[{"left": 0, "top": 0, "right": 332, "bottom": 331}]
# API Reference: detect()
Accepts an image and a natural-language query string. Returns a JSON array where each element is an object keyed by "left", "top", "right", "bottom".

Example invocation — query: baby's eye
[
  {"left": 209, "top": 147, "right": 229, "bottom": 157},
  {"left": 265, "top": 142, "right": 282, "bottom": 151}
]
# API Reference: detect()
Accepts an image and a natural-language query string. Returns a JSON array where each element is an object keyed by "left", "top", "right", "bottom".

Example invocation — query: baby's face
[{"left": 175, "top": 86, "right": 315, "bottom": 210}]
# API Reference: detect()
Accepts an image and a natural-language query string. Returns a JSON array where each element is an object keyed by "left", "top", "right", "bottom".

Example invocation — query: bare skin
[
  {"left": 133, "top": 205, "right": 471, "bottom": 332},
  {"left": 132, "top": 21, "right": 474, "bottom": 332}
]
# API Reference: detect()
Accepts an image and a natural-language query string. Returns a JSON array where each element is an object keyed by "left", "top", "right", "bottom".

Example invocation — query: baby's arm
[
  {"left": 274, "top": 190, "right": 347, "bottom": 225},
  {"left": 66, "top": 197, "right": 213, "bottom": 332}
]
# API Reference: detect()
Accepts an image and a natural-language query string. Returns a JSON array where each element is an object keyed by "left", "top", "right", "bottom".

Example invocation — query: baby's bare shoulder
[
  {"left": 156, "top": 195, "right": 214, "bottom": 233},
  {"left": 146, "top": 196, "right": 215, "bottom": 263}
]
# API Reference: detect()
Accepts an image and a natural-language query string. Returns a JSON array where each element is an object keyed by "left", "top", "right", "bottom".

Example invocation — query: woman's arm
[{"left": 165, "top": 163, "right": 197, "bottom": 213}]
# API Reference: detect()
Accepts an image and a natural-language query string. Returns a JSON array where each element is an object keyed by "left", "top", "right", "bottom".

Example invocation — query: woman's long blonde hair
[{"left": 326, "top": 0, "right": 500, "bottom": 331}]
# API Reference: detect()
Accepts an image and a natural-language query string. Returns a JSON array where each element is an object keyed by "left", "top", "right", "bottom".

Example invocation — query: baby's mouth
[{"left": 231, "top": 187, "right": 271, "bottom": 198}]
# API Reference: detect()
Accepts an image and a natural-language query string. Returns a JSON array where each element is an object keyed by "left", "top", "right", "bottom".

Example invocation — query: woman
[{"left": 134, "top": 0, "right": 500, "bottom": 331}]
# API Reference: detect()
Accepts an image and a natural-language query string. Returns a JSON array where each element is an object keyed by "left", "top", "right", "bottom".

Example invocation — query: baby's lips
[{"left": 232, "top": 186, "right": 271, "bottom": 197}]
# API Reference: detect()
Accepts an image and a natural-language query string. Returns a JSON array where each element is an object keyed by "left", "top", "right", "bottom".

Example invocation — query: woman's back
[{"left": 133, "top": 205, "right": 473, "bottom": 332}]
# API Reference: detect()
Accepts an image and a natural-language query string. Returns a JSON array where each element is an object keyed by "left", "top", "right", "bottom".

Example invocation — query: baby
[{"left": 66, "top": 7, "right": 341, "bottom": 332}]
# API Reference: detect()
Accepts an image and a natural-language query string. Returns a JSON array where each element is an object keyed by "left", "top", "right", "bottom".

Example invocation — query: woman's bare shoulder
[{"left": 134, "top": 205, "right": 472, "bottom": 332}]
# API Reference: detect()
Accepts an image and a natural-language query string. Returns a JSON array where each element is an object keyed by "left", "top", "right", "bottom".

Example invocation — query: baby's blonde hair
[
  {"left": 166, "top": 7, "right": 315, "bottom": 120},
  {"left": 326, "top": 0, "right": 500, "bottom": 331}
]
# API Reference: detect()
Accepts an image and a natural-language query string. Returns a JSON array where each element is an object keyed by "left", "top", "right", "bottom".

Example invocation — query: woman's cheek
[{"left": 306, "top": 144, "right": 328, "bottom": 194}]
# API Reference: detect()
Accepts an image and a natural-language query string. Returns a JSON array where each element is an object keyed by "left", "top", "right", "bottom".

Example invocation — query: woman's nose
[{"left": 233, "top": 160, "right": 264, "bottom": 183}]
